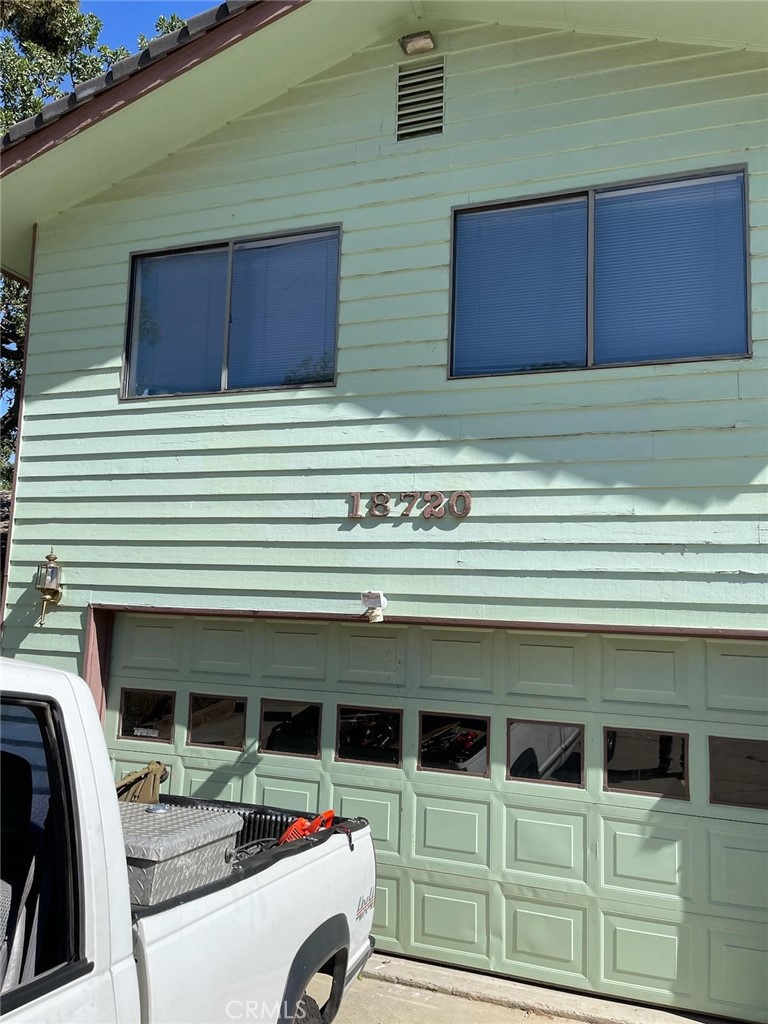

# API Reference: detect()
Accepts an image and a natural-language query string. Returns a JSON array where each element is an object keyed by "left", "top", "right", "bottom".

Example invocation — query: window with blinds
[
  {"left": 125, "top": 228, "right": 340, "bottom": 398},
  {"left": 451, "top": 171, "right": 749, "bottom": 378}
]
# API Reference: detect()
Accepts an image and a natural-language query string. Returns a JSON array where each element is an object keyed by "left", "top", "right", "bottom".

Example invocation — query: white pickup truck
[{"left": 0, "top": 658, "right": 376, "bottom": 1023}]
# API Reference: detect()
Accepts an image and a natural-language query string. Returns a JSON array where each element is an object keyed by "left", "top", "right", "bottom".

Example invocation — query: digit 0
[{"left": 448, "top": 491, "right": 472, "bottom": 518}]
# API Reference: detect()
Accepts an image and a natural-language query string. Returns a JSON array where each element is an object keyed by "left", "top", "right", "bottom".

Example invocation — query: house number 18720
[{"left": 348, "top": 491, "right": 472, "bottom": 519}]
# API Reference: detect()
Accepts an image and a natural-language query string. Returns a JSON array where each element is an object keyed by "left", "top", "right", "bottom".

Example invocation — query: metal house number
[{"left": 348, "top": 491, "right": 472, "bottom": 519}]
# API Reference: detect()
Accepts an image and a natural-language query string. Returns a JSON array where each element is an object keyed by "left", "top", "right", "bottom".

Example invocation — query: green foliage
[
  {"left": 0, "top": 7, "right": 184, "bottom": 485},
  {"left": 137, "top": 13, "right": 186, "bottom": 50}
]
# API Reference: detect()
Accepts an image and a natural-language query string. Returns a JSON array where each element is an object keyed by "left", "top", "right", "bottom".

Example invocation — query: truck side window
[{"left": 0, "top": 699, "right": 82, "bottom": 999}]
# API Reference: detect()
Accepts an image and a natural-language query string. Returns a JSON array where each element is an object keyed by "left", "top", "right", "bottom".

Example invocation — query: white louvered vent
[{"left": 396, "top": 59, "right": 444, "bottom": 141}]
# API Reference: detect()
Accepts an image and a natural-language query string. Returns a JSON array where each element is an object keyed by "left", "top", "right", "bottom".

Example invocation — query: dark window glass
[
  {"left": 188, "top": 694, "right": 246, "bottom": 750},
  {"left": 508, "top": 720, "right": 583, "bottom": 786},
  {"left": 452, "top": 171, "right": 748, "bottom": 378},
  {"left": 119, "top": 689, "right": 175, "bottom": 743},
  {"left": 1, "top": 703, "right": 50, "bottom": 825},
  {"left": 129, "top": 248, "right": 228, "bottom": 396},
  {"left": 1, "top": 699, "right": 82, "bottom": 994},
  {"left": 126, "top": 230, "right": 339, "bottom": 398},
  {"left": 260, "top": 700, "right": 321, "bottom": 758},
  {"left": 453, "top": 197, "right": 587, "bottom": 376},
  {"left": 595, "top": 175, "right": 747, "bottom": 364},
  {"left": 419, "top": 713, "right": 488, "bottom": 775},
  {"left": 336, "top": 707, "right": 402, "bottom": 766},
  {"left": 604, "top": 728, "right": 688, "bottom": 800},
  {"left": 229, "top": 234, "right": 338, "bottom": 389},
  {"left": 710, "top": 736, "right": 768, "bottom": 809}
]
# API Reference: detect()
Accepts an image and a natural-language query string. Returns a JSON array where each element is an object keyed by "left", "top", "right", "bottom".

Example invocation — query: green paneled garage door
[{"left": 106, "top": 614, "right": 768, "bottom": 1022}]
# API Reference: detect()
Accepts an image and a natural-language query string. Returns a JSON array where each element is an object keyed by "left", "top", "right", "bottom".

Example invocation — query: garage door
[{"left": 106, "top": 614, "right": 768, "bottom": 1022}]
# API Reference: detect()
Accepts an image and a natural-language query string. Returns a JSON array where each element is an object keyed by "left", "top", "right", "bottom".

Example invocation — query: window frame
[
  {"left": 449, "top": 164, "right": 751, "bottom": 380},
  {"left": 122, "top": 224, "right": 342, "bottom": 401}
]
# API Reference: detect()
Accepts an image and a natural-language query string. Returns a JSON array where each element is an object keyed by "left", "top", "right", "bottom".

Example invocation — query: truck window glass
[{"left": 1, "top": 699, "right": 82, "bottom": 996}]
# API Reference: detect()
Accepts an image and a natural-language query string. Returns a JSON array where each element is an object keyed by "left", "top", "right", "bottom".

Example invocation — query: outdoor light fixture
[
  {"left": 35, "top": 549, "right": 63, "bottom": 625},
  {"left": 361, "top": 591, "right": 388, "bottom": 624},
  {"left": 398, "top": 31, "right": 436, "bottom": 55}
]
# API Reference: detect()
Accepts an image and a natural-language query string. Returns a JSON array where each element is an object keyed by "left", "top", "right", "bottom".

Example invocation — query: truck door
[{"left": 0, "top": 695, "right": 124, "bottom": 1022}]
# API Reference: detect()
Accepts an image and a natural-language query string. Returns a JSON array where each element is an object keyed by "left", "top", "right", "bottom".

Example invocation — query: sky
[{"left": 85, "top": 1, "right": 214, "bottom": 53}]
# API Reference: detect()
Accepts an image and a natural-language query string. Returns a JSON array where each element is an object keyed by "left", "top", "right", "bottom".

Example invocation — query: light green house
[{"left": 1, "top": 1, "right": 767, "bottom": 1019}]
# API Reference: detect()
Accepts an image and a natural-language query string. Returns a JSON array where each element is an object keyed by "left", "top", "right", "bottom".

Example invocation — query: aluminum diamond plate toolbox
[{"left": 119, "top": 802, "right": 242, "bottom": 906}]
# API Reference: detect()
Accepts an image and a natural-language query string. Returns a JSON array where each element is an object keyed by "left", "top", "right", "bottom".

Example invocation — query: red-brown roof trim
[{"left": 0, "top": 0, "right": 308, "bottom": 176}]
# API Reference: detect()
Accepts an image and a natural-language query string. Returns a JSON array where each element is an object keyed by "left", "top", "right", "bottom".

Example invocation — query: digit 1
[{"left": 348, "top": 492, "right": 363, "bottom": 519}]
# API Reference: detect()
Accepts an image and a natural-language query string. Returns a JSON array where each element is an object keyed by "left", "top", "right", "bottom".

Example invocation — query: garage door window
[
  {"left": 188, "top": 694, "right": 246, "bottom": 751},
  {"left": 507, "top": 719, "right": 583, "bottom": 786},
  {"left": 260, "top": 700, "right": 321, "bottom": 758},
  {"left": 709, "top": 736, "right": 768, "bottom": 809},
  {"left": 419, "top": 713, "right": 489, "bottom": 776},
  {"left": 336, "top": 706, "right": 402, "bottom": 766},
  {"left": 604, "top": 728, "right": 688, "bottom": 800},
  {"left": 119, "top": 689, "right": 175, "bottom": 742}
]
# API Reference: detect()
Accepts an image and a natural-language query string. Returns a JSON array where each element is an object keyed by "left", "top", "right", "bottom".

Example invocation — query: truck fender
[{"left": 278, "top": 913, "right": 349, "bottom": 1024}]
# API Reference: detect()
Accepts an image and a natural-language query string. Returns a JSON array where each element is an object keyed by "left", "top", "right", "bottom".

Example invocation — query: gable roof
[
  {"left": 1, "top": 1, "right": 273, "bottom": 154},
  {"left": 1, "top": 0, "right": 765, "bottom": 279}
]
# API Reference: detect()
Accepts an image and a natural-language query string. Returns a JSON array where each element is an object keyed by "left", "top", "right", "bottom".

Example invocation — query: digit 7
[{"left": 399, "top": 491, "right": 420, "bottom": 516}]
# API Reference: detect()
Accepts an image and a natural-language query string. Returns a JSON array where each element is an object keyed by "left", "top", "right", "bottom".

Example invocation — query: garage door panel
[
  {"left": 602, "top": 637, "right": 690, "bottom": 708},
  {"left": 708, "top": 921, "right": 768, "bottom": 1020},
  {"left": 507, "top": 633, "right": 589, "bottom": 701},
  {"left": 600, "top": 815, "right": 694, "bottom": 903},
  {"left": 706, "top": 641, "right": 768, "bottom": 715},
  {"left": 189, "top": 619, "right": 253, "bottom": 678},
  {"left": 107, "top": 614, "right": 768, "bottom": 1023},
  {"left": 601, "top": 910, "right": 693, "bottom": 997},
  {"left": 503, "top": 896, "right": 588, "bottom": 981},
  {"left": 413, "top": 794, "right": 491, "bottom": 872},
  {"left": 418, "top": 629, "right": 494, "bottom": 695},
  {"left": 255, "top": 772, "right": 321, "bottom": 812},
  {"left": 338, "top": 627, "right": 406, "bottom": 687},
  {"left": 411, "top": 877, "right": 491, "bottom": 963},
  {"left": 330, "top": 781, "right": 402, "bottom": 856},
  {"left": 709, "top": 825, "right": 768, "bottom": 913},
  {"left": 182, "top": 767, "right": 246, "bottom": 803},
  {"left": 371, "top": 872, "right": 402, "bottom": 943},
  {"left": 262, "top": 622, "right": 329, "bottom": 682},
  {"left": 503, "top": 804, "right": 588, "bottom": 886}
]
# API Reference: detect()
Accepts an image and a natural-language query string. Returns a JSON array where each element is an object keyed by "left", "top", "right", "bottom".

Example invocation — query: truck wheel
[{"left": 295, "top": 993, "right": 322, "bottom": 1023}]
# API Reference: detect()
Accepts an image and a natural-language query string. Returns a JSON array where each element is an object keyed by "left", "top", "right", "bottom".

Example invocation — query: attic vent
[{"left": 396, "top": 58, "right": 444, "bottom": 141}]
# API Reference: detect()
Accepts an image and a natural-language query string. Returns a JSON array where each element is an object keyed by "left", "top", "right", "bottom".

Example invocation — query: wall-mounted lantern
[{"left": 35, "top": 549, "right": 63, "bottom": 625}]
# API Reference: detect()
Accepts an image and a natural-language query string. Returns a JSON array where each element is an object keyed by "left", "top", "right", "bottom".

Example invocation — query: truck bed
[{"left": 122, "top": 794, "right": 368, "bottom": 916}]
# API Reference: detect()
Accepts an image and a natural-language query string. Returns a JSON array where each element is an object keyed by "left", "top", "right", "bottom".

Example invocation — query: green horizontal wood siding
[{"left": 4, "top": 15, "right": 767, "bottom": 664}]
